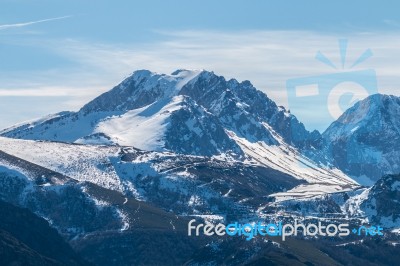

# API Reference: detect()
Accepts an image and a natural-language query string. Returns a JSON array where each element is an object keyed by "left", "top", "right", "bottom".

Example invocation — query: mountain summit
[
  {"left": 1, "top": 69, "right": 318, "bottom": 155},
  {"left": 322, "top": 94, "right": 400, "bottom": 184}
]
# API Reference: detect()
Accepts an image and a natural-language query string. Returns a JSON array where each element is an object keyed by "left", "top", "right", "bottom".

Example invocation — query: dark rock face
[
  {"left": 179, "top": 72, "right": 319, "bottom": 148},
  {"left": 164, "top": 97, "right": 243, "bottom": 157},
  {"left": 79, "top": 70, "right": 170, "bottom": 113},
  {"left": 0, "top": 200, "right": 89, "bottom": 266}
]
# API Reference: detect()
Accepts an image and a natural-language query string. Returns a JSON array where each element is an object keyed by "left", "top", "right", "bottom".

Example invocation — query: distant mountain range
[
  {"left": 2, "top": 70, "right": 398, "bottom": 184},
  {"left": 0, "top": 69, "right": 399, "bottom": 265}
]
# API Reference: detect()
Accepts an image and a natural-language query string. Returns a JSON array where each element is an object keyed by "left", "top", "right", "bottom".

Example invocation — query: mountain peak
[
  {"left": 322, "top": 93, "right": 400, "bottom": 182},
  {"left": 79, "top": 69, "right": 206, "bottom": 113},
  {"left": 130, "top": 69, "right": 154, "bottom": 79},
  {"left": 342, "top": 93, "right": 398, "bottom": 119},
  {"left": 171, "top": 68, "right": 206, "bottom": 76},
  {"left": 324, "top": 93, "right": 400, "bottom": 137},
  {"left": 367, "top": 93, "right": 398, "bottom": 101}
]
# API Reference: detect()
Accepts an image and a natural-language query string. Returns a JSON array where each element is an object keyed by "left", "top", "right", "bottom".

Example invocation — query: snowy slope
[
  {"left": 0, "top": 136, "right": 301, "bottom": 216},
  {"left": 228, "top": 127, "right": 357, "bottom": 201},
  {"left": 0, "top": 137, "right": 122, "bottom": 190},
  {"left": 0, "top": 133, "right": 356, "bottom": 207},
  {"left": 0, "top": 133, "right": 355, "bottom": 217},
  {"left": 77, "top": 97, "right": 184, "bottom": 149}
]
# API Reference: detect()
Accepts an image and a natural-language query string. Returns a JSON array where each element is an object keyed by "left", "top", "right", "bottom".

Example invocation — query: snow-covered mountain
[
  {"left": 322, "top": 94, "right": 400, "bottom": 185},
  {"left": 0, "top": 69, "right": 317, "bottom": 153},
  {"left": 0, "top": 69, "right": 356, "bottom": 193}
]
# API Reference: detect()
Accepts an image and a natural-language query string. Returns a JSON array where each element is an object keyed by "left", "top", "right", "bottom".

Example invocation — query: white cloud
[{"left": 0, "top": 86, "right": 91, "bottom": 97}]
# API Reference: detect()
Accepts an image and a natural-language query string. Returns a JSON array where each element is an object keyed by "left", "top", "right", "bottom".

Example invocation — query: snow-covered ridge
[{"left": 0, "top": 137, "right": 122, "bottom": 191}]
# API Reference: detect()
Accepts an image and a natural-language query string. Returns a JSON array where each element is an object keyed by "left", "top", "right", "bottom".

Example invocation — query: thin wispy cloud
[
  {"left": 0, "top": 86, "right": 97, "bottom": 97},
  {"left": 6, "top": 30, "right": 400, "bottom": 102},
  {"left": 0, "top": 15, "right": 72, "bottom": 30},
  {"left": 46, "top": 31, "right": 400, "bottom": 101}
]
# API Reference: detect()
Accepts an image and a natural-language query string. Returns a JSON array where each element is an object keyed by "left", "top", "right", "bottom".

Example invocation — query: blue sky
[{"left": 1, "top": 0, "right": 400, "bottom": 131}]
